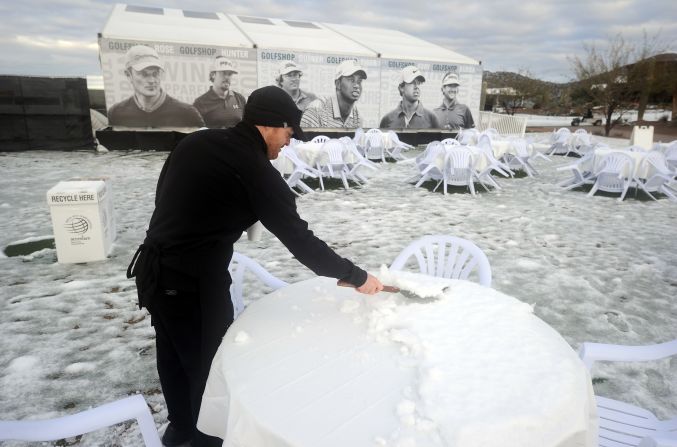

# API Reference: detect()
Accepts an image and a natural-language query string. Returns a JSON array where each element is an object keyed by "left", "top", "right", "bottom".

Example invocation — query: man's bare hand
[{"left": 355, "top": 273, "right": 384, "bottom": 295}]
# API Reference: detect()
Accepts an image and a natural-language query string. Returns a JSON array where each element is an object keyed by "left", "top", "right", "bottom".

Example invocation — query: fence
[{"left": 477, "top": 112, "right": 528, "bottom": 137}]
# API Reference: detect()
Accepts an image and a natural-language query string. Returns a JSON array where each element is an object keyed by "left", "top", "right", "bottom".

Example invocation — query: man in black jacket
[{"left": 128, "top": 86, "right": 383, "bottom": 447}]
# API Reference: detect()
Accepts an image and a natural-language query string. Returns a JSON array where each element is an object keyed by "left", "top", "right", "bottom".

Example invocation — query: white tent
[{"left": 99, "top": 4, "right": 482, "bottom": 130}]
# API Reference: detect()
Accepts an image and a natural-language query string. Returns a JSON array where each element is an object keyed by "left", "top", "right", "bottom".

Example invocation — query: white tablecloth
[
  {"left": 198, "top": 274, "right": 596, "bottom": 447},
  {"left": 593, "top": 148, "right": 654, "bottom": 178}
]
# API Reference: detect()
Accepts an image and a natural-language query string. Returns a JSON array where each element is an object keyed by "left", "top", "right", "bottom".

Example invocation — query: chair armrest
[{"left": 579, "top": 339, "right": 677, "bottom": 369}]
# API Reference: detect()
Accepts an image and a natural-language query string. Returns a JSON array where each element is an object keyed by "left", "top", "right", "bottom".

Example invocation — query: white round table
[{"left": 198, "top": 273, "right": 597, "bottom": 447}]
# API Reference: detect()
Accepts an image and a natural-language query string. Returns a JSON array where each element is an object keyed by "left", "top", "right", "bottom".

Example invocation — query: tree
[{"left": 569, "top": 32, "right": 669, "bottom": 136}]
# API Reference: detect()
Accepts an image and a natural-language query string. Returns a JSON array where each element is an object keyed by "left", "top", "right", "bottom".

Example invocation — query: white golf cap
[
  {"left": 400, "top": 65, "right": 425, "bottom": 84},
  {"left": 278, "top": 61, "right": 302, "bottom": 76},
  {"left": 211, "top": 56, "right": 238, "bottom": 73},
  {"left": 442, "top": 72, "right": 461, "bottom": 86},
  {"left": 334, "top": 60, "right": 367, "bottom": 80},
  {"left": 125, "top": 45, "right": 163, "bottom": 71}
]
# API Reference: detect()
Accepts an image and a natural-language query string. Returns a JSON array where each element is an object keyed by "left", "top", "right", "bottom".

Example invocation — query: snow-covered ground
[{"left": 1, "top": 134, "right": 675, "bottom": 446}]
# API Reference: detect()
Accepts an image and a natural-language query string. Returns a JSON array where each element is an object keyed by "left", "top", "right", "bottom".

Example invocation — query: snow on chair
[
  {"left": 390, "top": 235, "right": 492, "bottom": 287},
  {"left": 588, "top": 152, "right": 636, "bottom": 201},
  {"left": 229, "top": 252, "right": 288, "bottom": 319},
  {"left": 578, "top": 339, "right": 677, "bottom": 447},
  {"left": 0, "top": 394, "right": 161, "bottom": 446}
]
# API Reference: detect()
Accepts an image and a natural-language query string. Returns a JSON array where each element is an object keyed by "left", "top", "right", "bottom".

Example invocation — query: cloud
[{"left": 0, "top": 0, "right": 674, "bottom": 82}]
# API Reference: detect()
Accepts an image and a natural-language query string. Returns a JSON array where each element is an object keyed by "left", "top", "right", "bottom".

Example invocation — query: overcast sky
[{"left": 0, "top": 0, "right": 675, "bottom": 83}]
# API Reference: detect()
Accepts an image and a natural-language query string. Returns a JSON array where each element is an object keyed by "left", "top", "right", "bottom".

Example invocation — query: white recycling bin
[{"left": 47, "top": 180, "right": 115, "bottom": 263}]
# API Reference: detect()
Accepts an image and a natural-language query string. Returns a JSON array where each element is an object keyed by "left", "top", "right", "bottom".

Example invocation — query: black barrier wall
[{"left": 0, "top": 76, "right": 96, "bottom": 151}]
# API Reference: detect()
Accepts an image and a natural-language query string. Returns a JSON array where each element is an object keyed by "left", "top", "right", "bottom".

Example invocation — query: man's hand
[{"left": 355, "top": 273, "right": 384, "bottom": 295}]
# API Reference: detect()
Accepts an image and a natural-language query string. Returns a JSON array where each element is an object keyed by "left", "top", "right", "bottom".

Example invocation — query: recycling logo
[{"left": 64, "top": 215, "right": 91, "bottom": 234}]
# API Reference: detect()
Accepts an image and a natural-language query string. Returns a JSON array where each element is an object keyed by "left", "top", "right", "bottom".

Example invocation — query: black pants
[{"left": 149, "top": 266, "right": 233, "bottom": 447}]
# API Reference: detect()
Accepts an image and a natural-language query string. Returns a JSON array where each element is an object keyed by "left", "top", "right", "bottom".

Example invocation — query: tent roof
[
  {"left": 100, "top": 4, "right": 253, "bottom": 47},
  {"left": 325, "top": 23, "right": 478, "bottom": 64},
  {"left": 100, "top": 4, "right": 479, "bottom": 64}
]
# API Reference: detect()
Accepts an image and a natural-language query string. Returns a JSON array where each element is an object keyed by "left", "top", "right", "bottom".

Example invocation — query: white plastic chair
[
  {"left": 315, "top": 139, "right": 360, "bottom": 190},
  {"left": 457, "top": 128, "right": 479, "bottom": 145},
  {"left": 386, "top": 130, "right": 413, "bottom": 160},
  {"left": 472, "top": 145, "right": 512, "bottom": 190},
  {"left": 443, "top": 146, "right": 477, "bottom": 196},
  {"left": 0, "top": 394, "right": 161, "bottom": 446},
  {"left": 311, "top": 135, "right": 330, "bottom": 144},
  {"left": 278, "top": 146, "right": 319, "bottom": 195},
  {"left": 666, "top": 145, "right": 677, "bottom": 171},
  {"left": 365, "top": 132, "right": 387, "bottom": 163},
  {"left": 549, "top": 127, "right": 572, "bottom": 155},
  {"left": 390, "top": 235, "right": 492, "bottom": 287},
  {"left": 413, "top": 142, "right": 447, "bottom": 191},
  {"left": 557, "top": 151, "right": 596, "bottom": 190},
  {"left": 578, "top": 339, "right": 677, "bottom": 447},
  {"left": 229, "top": 252, "right": 288, "bottom": 319},
  {"left": 588, "top": 152, "right": 635, "bottom": 201},
  {"left": 635, "top": 151, "right": 677, "bottom": 202},
  {"left": 339, "top": 136, "right": 378, "bottom": 182},
  {"left": 503, "top": 138, "right": 538, "bottom": 176}
]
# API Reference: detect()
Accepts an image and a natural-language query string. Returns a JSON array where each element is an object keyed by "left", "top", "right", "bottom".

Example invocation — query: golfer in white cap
[
  {"left": 300, "top": 59, "right": 367, "bottom": 128},
  {"left": 434, "top": 72, "right": 475, "bottom": 130},
  {"left": 193, "top": 55, "right": 247, "bottom": 128},
  {"left": 380, "top": 65, "right": 440, "bottom": 129},
  {"left": 276, "top": 61, "right": 317, "bottom": 111},
  {"left": 108, "top": 45, "right": 204, "bottom": 128}
]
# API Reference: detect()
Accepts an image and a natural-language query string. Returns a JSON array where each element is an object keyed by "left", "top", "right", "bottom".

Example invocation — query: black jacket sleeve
[{"left": 245, "top": 157, "right": 367, "bottom": 287}]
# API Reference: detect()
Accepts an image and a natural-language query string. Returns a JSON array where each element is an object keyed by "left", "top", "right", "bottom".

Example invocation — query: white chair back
[
  {"left": 390, "top": 235, "right": 492, "bottom": 286},
  {"left": 311, "top": 135, "right": 330, "bottom": 144}
]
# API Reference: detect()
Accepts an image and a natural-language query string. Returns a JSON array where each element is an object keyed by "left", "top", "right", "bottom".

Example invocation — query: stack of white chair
[
  {"left": 390, "top": 234, "right": 492, "bottom": 286},
  {"left": 229, "top": 252, "right": 288, "bottom": 319},
  {"left": 0, "top": 394, "right": 161, "bottom": 446},
  {"left": 442, "top": 146, "right": 477, "bottom": 196},
  {"left": 578, "top": 339, "right": 677, "bottom": 447},
  {"left": 549, "top": 127, "right": 572, "bottom": 155},
  {"left": 588, "top": 152, "right": 635, "bottom": 201}
]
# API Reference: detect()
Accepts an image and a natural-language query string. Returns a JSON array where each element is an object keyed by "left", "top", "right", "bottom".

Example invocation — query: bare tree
[{"left": 569, "top": 32, "right": 668, "bottom": 136}]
